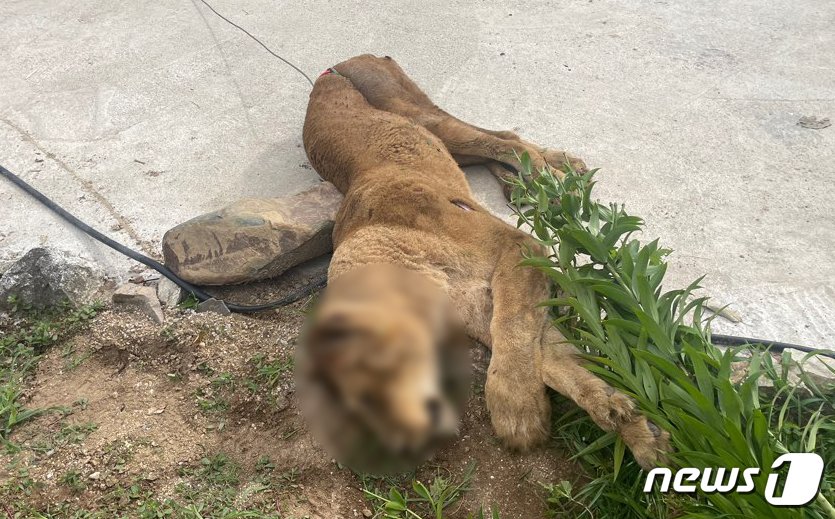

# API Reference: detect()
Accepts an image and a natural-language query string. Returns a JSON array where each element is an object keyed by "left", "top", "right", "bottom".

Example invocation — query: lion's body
[{"left": 301, "top": 54, "right": 669, "bottom": 468}]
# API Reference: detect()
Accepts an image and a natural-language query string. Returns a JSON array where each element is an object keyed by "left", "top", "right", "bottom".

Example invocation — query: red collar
[{"left": 319, "top": 67, "right": 341, "bottom": 77}]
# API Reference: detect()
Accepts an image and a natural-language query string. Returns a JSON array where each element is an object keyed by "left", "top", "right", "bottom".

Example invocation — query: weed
[
  {"left": 211, "top": 372, "right": 236, "bottom": 390},
  {"left": 168, "top": 453, "right": 280, "bottom": 518},
  {"left": 509, "top": 158, "right": 835, "bottom": 518},
  {"left": 60, "top": 469, "right": 86, "bottom": 494},
  {"left": 195, "top": 361, "right": 215, "bottom": 377},
  {"left": 196, "top": 374, "right": 234, "bottom": 426},
  {"left": 469, "top": 507, "right": 501, "bottom": 519},
  {"left": 540, "top": 480, "right": 594, "bottom": 518},
  {"left": 1, "top": 462, "right": 38, "bottom": 496},
  {"left": 177, "top": 294, "right": 200, "bottom": 310},
  {"left": 181, "top": 453, "right": 240, "bottom": 486},
  {"left": 277, "top": 466, "right": 300, "bottom": 485},
  {"left": 61, "top": 341, "right": 91, "bottom": 370},
  {"left": 255, "top": 455, "right": 275, "bottom": 474},
  {"left": 248, "top": 353, "right": 293, "bottom": 390},
  {"left": 196, "top": 395, "right": 229, "bottom": 414},
  {"left": 160, "top": 325, "right": 177, "bottom": 342},
  {"left": 55, "top": 422, "right": 98, "bottom": 445},
  {"left": 0, "top": 297, "right": 102, "bottom": 449},
  {"left": 363, "top": 463, "right": 476, "bottom": 519}
]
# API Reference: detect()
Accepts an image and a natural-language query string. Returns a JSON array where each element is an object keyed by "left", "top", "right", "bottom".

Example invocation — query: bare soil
[{"left": 1, "top": 295, "right": 578, "bottom": 518}]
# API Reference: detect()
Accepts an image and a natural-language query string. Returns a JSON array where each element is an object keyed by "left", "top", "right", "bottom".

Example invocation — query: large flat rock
[{"left": 162, "top": 182, "right": 342, "bottom": 285}]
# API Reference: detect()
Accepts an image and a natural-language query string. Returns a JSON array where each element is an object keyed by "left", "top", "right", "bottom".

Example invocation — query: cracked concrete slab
[{"left": 1, "top": 0, "right": 833, "bottom": 352}]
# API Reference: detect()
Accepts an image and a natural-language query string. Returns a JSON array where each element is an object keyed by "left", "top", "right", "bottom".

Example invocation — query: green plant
[
  {"left": 194, "top": 381, "right": 230, "bottom": 415},
  {"left": 160, "top": 325, "right": 177, "bottom": 342},
  {"left": 508, "top": 158, "right": 835, "bottom": 518},
  {"left": 62, "top": 341, "right": 92, "bottom": 370},
  {"left": 196, "top": 396, "right": 229, "bottom": 414},
  {"left": 541, "top": 480, "right": 593, "bottom": 518},
  {"left": 177, "top": 294, "right": 200, "bottom": 310},
  {"left": 277, "top": 466, "right": 299, "bottom": 485},
  {"left": 56, "top": 422, "right": 98, "bottom": 444},
  {"left": 0, "top": 298, "right": 102, "bottom": 449},
  {"left": 211, "top": 372, "right": 236, "bottom": 390},
  {"left": 60, "top": 469, "right": 86, "bottom": 494},
  {"left": 169, "top": 453, "right": 279, "bottom": 518},
  {"left": 248, "top": 353, "right": 293, "bottom": 390},
  {"left": 1, "top": 462, "right": 38, "bottom": 496},
  {"left": 469, "top": 507, "right": 501, "bottom": 519},
  {"left": 255, "top": 455, "right": 275, "bottom": 474},
  {"left": 181, "top": 453, "right": 240, "bottom": 486},
  {"left": 363, "top": 463, "right": 476, "bottom": 519}
]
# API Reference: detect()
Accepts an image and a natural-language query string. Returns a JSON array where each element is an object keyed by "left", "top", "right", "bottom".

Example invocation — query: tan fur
[{"left": 301, "top": 54, "right": 670, "bottom": 469}]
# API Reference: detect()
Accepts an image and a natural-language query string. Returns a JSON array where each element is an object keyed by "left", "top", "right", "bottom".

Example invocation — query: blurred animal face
[{"left": 297, "top": 266, "right": 469, "bottom": 473}]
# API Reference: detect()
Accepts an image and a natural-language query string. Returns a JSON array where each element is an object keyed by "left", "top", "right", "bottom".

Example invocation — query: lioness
[{"left": 298, "top": 54, "right": 669, "bottom": 471}]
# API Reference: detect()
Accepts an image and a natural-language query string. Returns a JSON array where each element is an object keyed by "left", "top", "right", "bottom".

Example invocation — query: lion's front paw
[
  {"left": 580, "top": 385, "right": 672, "bottom": 468},
  {"left": 485, "top": 376, "right": 550, "bottom": 450},
  {"left": 585, "top": 386, "right": 637, "bottom": 431},
  {"left": 620, "top": 416, "right": 672, "bottom": 470}
]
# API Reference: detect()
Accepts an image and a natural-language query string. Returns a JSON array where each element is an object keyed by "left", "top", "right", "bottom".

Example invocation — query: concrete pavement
[{"left": 1, "top": 0, "right": 833, "bottom": 350}]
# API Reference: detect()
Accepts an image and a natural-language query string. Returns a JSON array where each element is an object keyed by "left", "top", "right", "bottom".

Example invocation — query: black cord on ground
[
  {"left": 711, "top": 334, "right": 834, "bottom": 360},
  {"left": 0, "top": 164, "right": 325, "bottom": 313},
  {"left": 195, "top": 0, "right": 314, "bottom": 87},
  {"left": 2, "top": 164, "right": 832, "bottom": 357},
  {"left": 1, "top": 1, "right": 318, "bottom": 308}
]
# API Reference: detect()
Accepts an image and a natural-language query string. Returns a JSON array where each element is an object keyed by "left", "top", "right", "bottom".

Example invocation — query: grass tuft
[
  {"left": 0, "top": 296, "right": 102, "bottom": 451},
  {"left": 362, "top": 463, "right": 495, "bottom": 519}
]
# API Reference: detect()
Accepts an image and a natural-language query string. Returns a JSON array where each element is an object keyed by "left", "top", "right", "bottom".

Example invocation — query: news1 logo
[{"left": 644, "top": 453, "right": 825, "bottom": 507}]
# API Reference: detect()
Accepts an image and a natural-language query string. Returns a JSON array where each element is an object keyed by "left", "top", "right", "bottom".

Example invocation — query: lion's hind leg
[{"left": 331, "top": 54, "right": 586, "bottom": 195}]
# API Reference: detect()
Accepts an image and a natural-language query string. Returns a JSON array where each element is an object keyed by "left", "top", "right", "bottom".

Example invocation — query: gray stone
[
  {"left": 272, "top": 390, "right": 289, "bottom": 412},
  {"left": 162, "top": 182, "right": 343, "bottom": 285},
  {"left": 156, "top": 277, "right": 183, "bottom": 308},
  {"left": 113, "top": 283, "right": 164, "bottom": 324},
  {"left": 787, "top": 352, "right": 835, "bottom": 387},
  {"left": 0, "top": 247, "right": 103, "bottom": 310},
  {"left": 196, "top": 298, "right": 231, "bottom": 316}
]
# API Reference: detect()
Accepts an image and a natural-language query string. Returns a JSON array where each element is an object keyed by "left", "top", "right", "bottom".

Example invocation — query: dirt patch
[{"left": 1, "top": 300, "right": 578, "bottom": 518}]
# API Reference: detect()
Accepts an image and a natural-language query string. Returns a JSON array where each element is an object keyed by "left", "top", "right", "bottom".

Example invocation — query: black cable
[
  {"left": 194, "top": 0, "right": 314, "bottom": 87},
  {"left": 1, "top": 164, "right": 325, "bottom": 313},
  {"left": 3, "top": 3, "right": 318, "bottom": 311},
  {"left": 2, "top": 164, "right": 833, "bottom": 358},
  {"left": 711, "top": 334, "right": 834, "bottom": 360},
  {"left": 2, "top": 3, "right": 317, "bottom": 309}
]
